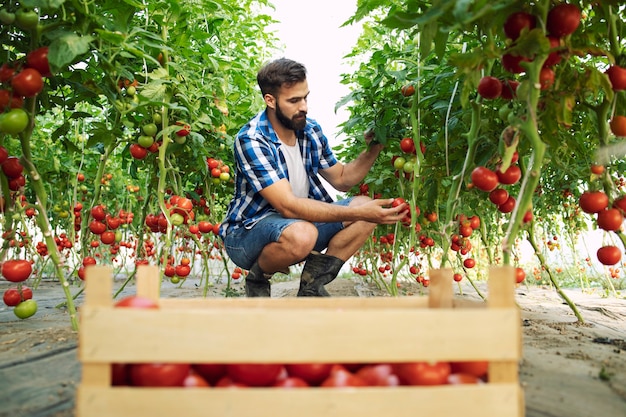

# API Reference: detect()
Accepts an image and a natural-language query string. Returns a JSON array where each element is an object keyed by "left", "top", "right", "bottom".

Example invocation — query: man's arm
[
  {"left": 259, "top": 177, "right": 406, "bottom": 225},
  {"left": 318, "top": 143, "right": 384, "bottom": 192}
]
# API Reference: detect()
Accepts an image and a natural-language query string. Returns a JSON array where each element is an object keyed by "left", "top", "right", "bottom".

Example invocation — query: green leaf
[{"left": 50, "top": 34, "right": 95, "bottom": 69}]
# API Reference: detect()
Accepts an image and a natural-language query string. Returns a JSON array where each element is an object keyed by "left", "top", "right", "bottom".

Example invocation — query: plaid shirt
[{"left": 219, "top": 109, "right": 338, "bottom": 237}]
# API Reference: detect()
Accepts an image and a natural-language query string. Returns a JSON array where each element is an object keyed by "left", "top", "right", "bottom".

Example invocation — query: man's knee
[{"left": 281, "top": 221, "right": 318, "bottom": 259}]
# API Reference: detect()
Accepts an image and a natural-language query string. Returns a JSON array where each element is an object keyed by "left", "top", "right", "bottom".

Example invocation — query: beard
[{"left": 276, "top": 101, "right": 307, "bottom": 131}]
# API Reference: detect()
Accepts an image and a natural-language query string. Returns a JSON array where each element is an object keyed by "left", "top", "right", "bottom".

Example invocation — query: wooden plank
[
  {"left": 83, "top": 266, "right": 113, "bottom": 307},
  {"left": 428, "top": 268, "right": 453, "bottom": 308},
  {"left": 79, "top": 307, "right": 520, "bottom": 363},
  {"left": 136, "top": 265, "right": 160, "bottom": 300},
  {"left": 76, "top": 384, "right": 523, "bottom": 417},
  {"left": 158, "top": 296, "right": 432, "bottom": 309}
]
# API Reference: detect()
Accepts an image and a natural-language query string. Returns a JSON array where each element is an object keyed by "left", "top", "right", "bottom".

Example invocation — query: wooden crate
[{"left": 76, "top": 265, "right": 524, "bottom": 417}]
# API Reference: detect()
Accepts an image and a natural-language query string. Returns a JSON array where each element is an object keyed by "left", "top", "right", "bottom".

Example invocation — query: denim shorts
[{"left": 223, "top": 198, "right": 353, "bottom": 270}]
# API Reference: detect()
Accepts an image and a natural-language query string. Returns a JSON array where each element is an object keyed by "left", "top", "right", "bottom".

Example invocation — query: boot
[
  {"left": 245, "top": 262, "right": 271, "bottom": 297},
  {"left": 297, "top": 251, "right": 345, "bottom": 297}
]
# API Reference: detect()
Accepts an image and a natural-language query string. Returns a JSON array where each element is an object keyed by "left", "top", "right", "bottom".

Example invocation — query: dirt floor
[{"left": 0, "top": 274, "right": 625, "bottom": 417}]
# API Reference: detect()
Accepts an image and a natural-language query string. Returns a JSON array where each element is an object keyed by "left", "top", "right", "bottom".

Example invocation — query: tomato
[
  {"left": 129, "top": 143, "right": 148, "bottom": 159},
  {"left": 198, "top": 220, "right": 213, "bottom": 234},
  {"left": 106, "top": 215, "right": 121, "bottom": 230},
  {"left": 11, "top": 68, "right": 44, "bottom": 97},
  {"left": 590, "top": 164, "right": 605, "bottom": 175},
  {"left": 470, "top": 166, "right": 499, "bottom": 192},
  {"left": 597, "top": 245, "right": 622, "bottom": 266},
  {"left": 273, "top": 376, "right": 309, "bottom": 388},
  {"left": 610, "top": 115, "right": 626, "bottom": 137},
  {"left": 14, "top": 299, "right": 37, "bottom": 319},
  {"left": 193, "top": 364, "right": 227, "bottom": 384},
  {"left": 320, "top": 366, "right": 367, "bottom": 387},
  {"left": 0, "top": 89, "right": 23, "bottom": 109},
  {"left": 100, "top": 231, "right": 116, "bottom": 244},
  {"left": 503, "top": 11, "right": 536, "bottom": 41},
  {"left": 463, "top": 258, "right": 476, "bottom": 269},
  {"left": 450, "top": 361, "right": 488, "bottom": 378},
  {"left": 3, "top": 286, "right": 32, "bottom": 306},
  {"left": 468, "top": 215, "right": 480, "bottom": 229},
  {"left": 579, "top": 191, "right": 609, "bottom": 214},
  {"left": 544, "top": 36, "right": 562, "bottom": 67},
  {"left": 614, "top": 196, "right": 626, "bottom": 214},
  {"left": 547, "top": 3, "right": 581, "bottom": 37},
  {"left": 501, "top": 53, "right": 530, "bottom": 74},
  {"left": 496, "top": 164, "right": 521, "bottom": 185},
  {"left": 114, "top": 295, "right": 158, "bottom": 308},
  {"left": 26, "top": 47, "right": 51, "bottom": 77},
  {"left": 539, "top": 67, "right": 555, "bottom": 90},
  {"left": 0, "top": 9, "right": 15, "bottom": 25},
  {"left": 90, "top": 205, "right": 106, "bottom": 220},
  {"left": 0, "top": 108, "right": 29, "bottom": 135},
  {"left": 489, "top": 188, "right": 509, "bottom": 205},
  {"left": 183, "top": 371, "right": 210, "bottom": 387},
  {"left": 448, "top": 373, "right": 482, "bottom": 384},
  {"left": 226, "top": 363, "right": 283, "bottom": 386},
  {"left": 498, "top": 196, "right": 516, "bottom": 213},
  {"left": 137, "top": 135, "right": 154, "bottom": 148},
  {"left": 2, "top": 259, "right": 32, "bottom": 282},
  {"left": 129, "top": 363, "right": 191, "bottom": 387},
  {"left": 355, "top": 364, "right": 400, "bottom": 386},
  {"left": 215, "top": 376, "right": 247, "bottom": 387},
  {"left": 82, "top": 256, "right": 97, "bottom": 267},
  {"left": 401, "top": 84, "right": 415, "bottom": 97},
  {"left": 596, "top": 208, "right": 623, "bottom": 231},
  {"left": 477, "top": 76, "right": 502, "bottom": 99},
  {"left": 176, "top": 122, "right": 191, "bottom": 136},
  {"left": 392, "top": 361, "right": 451, "bottom": 386},
  {"left": 400, "top": 137, "right": 415, "bottom": 154},
  {"left": 606, "top": 65, "right": 626, "bottom": 91},
  {"left": 285, "top": 363, "right": 333, "bottom": 386},
  {"left": 112, "top": 363, "right": 131, "bottom": 386},
  {"left": 88, "top": 220, "right": 106, "bottom": 235},
  {"left": 0, "top": 63, "right": 16, "bottom": 83},
  {"left": 515, "top": 267, "right": 526, "bottom": 284},
  {"left": 142, "top": 122, "right": 158, "bottom": 136},
  {"left": 14, "top": 8, "right": 39, "bottom": 30},
  {"left": 500, "top": 79, "right": 519, "bottom": 100},
  {"left": 175, "top": 264, "right": 191, "bottom": 277}
]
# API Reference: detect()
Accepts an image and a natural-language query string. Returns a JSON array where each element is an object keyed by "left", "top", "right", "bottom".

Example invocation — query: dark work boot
[
  {"left": 245, "top": 262, "right": 271, "bottom": 297},
  {"left": 297, "top": 251, "right": 345, "bottom": 297}
]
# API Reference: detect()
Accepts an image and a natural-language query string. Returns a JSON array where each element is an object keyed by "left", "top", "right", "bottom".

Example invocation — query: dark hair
[{"left": 257, "top": 58, "right": 307, "bottom": 97}]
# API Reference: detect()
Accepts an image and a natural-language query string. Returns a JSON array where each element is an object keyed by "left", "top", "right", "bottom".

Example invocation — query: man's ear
[{"left": 264, "top": 93, "right": 276, "bottom": 109}]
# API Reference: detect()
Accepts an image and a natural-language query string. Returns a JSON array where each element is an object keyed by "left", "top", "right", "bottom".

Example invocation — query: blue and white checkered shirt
[{"left": 219, "top": 109, "right": 338, "bottom": 237}]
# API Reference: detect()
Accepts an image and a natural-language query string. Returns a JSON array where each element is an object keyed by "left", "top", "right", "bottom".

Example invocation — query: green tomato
[
  {"left": 402, "top": 160, "right": 415, "bottom": 173},
  {"left": 137, "top": 135, "right": 154, "bottom": 148},
  {"left": 498, "top": 104, "right": 513, "bottom": 123},
  {"left": 170, "top": 213, "right": 185, "bottom": 226},
  {"left": 126, "top": 86, "right": 136, "bottom": 96},
  {"left": 173, "top": 135, "right": 187, "bottom": 145},
  {"left": 0, "top": 9, "right": 16, "bottom": 25},
  {"left": 14, "top": 299, "right": 38, "bottom": 319},
  {"left": 0, "top": 108, "right": 29, "bottom": 135},
  {"left": 152, "top": 112, "right": 162, "bottom": 124},
  {"left": 393, "top": 156, "right": 406, "bottom": 170},
  {"left": 15, "top": 8, "right": 38, "bottom": 30},
  {"left": 142, "top": 123, "right": 158, "bottom": 137}
]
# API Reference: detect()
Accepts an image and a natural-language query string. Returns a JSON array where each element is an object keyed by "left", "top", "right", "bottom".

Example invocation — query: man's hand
[{"left": 357, "top": 198, "right": 409, "bottom": 225}]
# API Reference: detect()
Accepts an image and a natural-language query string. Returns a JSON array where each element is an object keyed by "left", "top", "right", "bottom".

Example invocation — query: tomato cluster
[
  {"left": 1, "top": 259, "right": 37, "bottom": 319},
  {"left": 0, "top": 147, "right": 26, "bottom": 191},
  {"left": 206, "top": 156, "right": 231, "bottom": 183},
  {"left": 111, "top": 359, "right": 488, "bottom": 388}
]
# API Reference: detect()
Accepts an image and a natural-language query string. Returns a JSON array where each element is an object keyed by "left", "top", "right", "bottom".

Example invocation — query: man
[{"left": 219, "top": 58, "right": 407, "bottom": 297}]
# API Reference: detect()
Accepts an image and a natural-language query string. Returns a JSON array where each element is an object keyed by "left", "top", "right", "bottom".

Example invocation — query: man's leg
[{"left": 298, "top": 196, "right": 377, "bottom": 297}]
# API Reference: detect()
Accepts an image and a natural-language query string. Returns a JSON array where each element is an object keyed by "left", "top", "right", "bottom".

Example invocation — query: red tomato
[
  {"left": 468, "top": 215, "right": 480, "bottom": 230},
  {"left": 1, "top": 156, "right": 24, "bottom": 178},
  {"left": 579, "top": 191, "right": 609, "bottom": 214},
  {"left": 355, "top": 364, "right": 400, "bottom": 386},
  {"left": 392, "top": 361, "right": 451, "bottom": 386},
  {"left": 0, "top": 146, "right": 8, "bottom": 165},
  {"left": 105, "top": 215, "right": 121, "bottom": 230},
  {"left": 610, "top": 115, "right": 626, "bottom": 137},
  {"left": 0, "top": 63, "right": 16, "bottom": 83},
  {"left": 88, "top": 220, "right": 106, "bottom": 235},
  {"left": 1, "top": 259, "right": 32, "bottom": 282},
  {"left": 596, "top": 208, "right": 623, "bottom": 231},
  {"left": 503, "top": 11, "right": 536, "bottom": 40},
  {"left": 500, "top": 79, "right": 519, "bottom": 100},
  {"left": 606, "top": 65, "right": 626, "bottom": 91},
  {"left": 3, "top": 288, "right": 22, "bottom": 306},
  {"left": 489, "top": 188, "right": 509, "bottom": 205},
  {"left": 273, "top": 376, "right": 309, "bottom": 388},
  {"left": 90, "top": 205, "right": 106, "bottom": 220},
  {"left": 11, "top": 68, "right": 44, "bottom": 97},
  {"left": 226, "top": 364, "right": 283, "bottom": 387},
  {"left": 193, "top": 363, "right": 227, "bottom": 384},
  {"left": 320, "top": 367, "right": 367, "bottom": 387},
  {"left": 129, "top": 143, "right": 148, "bottom": 159},
  {"left": 129, "top": 363, "right": 191, "bottom": 387},
  {"left": 502, "top": 53, "right": 531, "bottom": 74},
  {"left": 112, "top": 363, "right": 131, "bottom": 386},
  {"left": 114, "top": 295, "right": 159, "bottom": 309},
  {"left": 401, "top": 84, "right": 415, "bottom": 97},
  {"left": 450, "top": 361, "right": 488, "bottom": 378},
  {"left": 463, "top": 258, "right": 476, "bottom": 269},
  {"left": 26, "top": 47, "right": 51, "bottom": 77},
  {"left": 0, "top": 89, "right": 23, "bottom": 109},
  {"left": 448, "top": 373, "right": 483, "bottom": 385},
  {"left": 471, "top": 166, "right": 499, "bottom": 192},
  {"left": 215, "top": 376, "right": 247, "bottom": 388},
  {"left": 198, "top": 220, "right": 213, "bottom": 234},
  {"left": 544, "top": 36, "right": 562, "bottom": 67},
  {"left": 496, "top": 165, "right": 521, "bottom": 185},
  {"left": 597, "top": 245, "right": 622, "bottom": 266},
  {"left": 539, "top": 67, "right": 555, "bottom": 90},
  {"left": 547, "top": 3, "right": 581, "bottom": 37},
  {"left": 183, "top": 371, "right": 210, "bottom": 387},
  {"left": 175, "top": 264, "right": 191, "bottom": 277},
  {"left": 285, "top": 363, "right": 333, "bottom": 386},
  {"left": 613, "top": 196, "right": 626, "bottom": 214},
  {"left": 477, "top": 76, "right": 502, "bottom": 99},
  {"left": 498, "top": 196, "right": 516, "bottom": 213},
  {"left": 515, "top": 267, "right": 526, "bottom": 284},
  {"left": 400, "top": 137, "right": 416, "bottom": 154}
]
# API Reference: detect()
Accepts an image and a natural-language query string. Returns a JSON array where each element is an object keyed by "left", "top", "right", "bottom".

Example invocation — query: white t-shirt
[{"left": 280, "top": 143, "right": 309, "bottom": 198}]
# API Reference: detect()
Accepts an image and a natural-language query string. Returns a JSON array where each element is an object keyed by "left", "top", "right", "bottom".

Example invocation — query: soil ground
[{"left": 0, "top": 275, "right": 625, "bottom": 417}]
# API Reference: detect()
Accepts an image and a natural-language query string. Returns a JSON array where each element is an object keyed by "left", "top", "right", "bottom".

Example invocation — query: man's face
[{"left": 271, "top": 81, "right": 309, "bottom": 131}]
